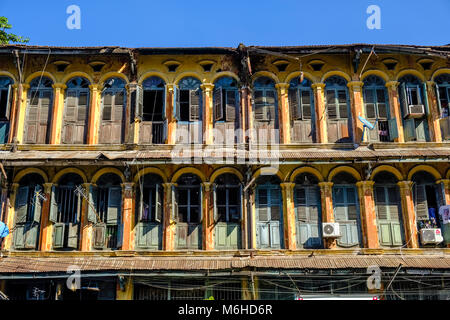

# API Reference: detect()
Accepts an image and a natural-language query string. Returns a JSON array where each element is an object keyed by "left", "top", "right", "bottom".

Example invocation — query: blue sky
[{"left": 1, "top": 0, "right": 449, "bottom": 47}]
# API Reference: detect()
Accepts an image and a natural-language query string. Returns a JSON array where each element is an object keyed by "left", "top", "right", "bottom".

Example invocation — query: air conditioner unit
[
  {"left": 322, "top": 222, "right": 340, "bottom": 238},
  {"left": 406, "top": 105, "right": 425, "bottom": 118},
  {"left": 420, "top": 228, "right": 444, "bottom": 245}
]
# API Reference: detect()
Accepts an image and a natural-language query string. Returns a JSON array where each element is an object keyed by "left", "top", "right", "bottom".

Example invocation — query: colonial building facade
[{"left": 0, "top": 44, "right": 449, "bottom": 300}]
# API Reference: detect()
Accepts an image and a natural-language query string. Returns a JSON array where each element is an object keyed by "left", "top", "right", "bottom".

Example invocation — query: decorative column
[
  {"left": 163, "top": 182, "right": 176, "bottom": 250},
  {"left": 312, "top": 83, "right": 327, "bottom": 143},
  {"left": 275, "top": 83, "right": 291, "bottom": 144},
  {"left": 121, "top": 182, "right": 135, "bottom": 251},
  {"left": 356, "top": 181, "right": 379, "bottom": 248},
  {"left": 385, "top": 81, "right": 404, "bottom": 143},
  {"left": 280, "top": 182, "right": 296, "bottom": 250},
  {"left": 49, "top": 84, "right": 67, "bottom": 144},
  {"left": 14, "top": 83, "right": 29, "bottom": 144},
  {"left": 80, "top": 183, "right": 92, "bottom": 251},
  {"left": 318, "top": 182, "right": 335, "bottom": 248},
  {"left": 397, "top": 181, "right": 419, "bottom": 248},
  {"left": 87, "top": 84, "right": 100, "bottom": 144},
  {"left": 239, "top": 87, "right": 249, "bottom": 144},
  {"left": 437, "top": 179, "right": 450, "bottom": 247},
  {"left": 201, "top": 84, "right": 214, "bottom": 145},
  {"left": 202, "top": 182, "right": 214, "bottom": 250},
  {"left": 39, "top": 183, "right": 54, "bottom": 251},
  {"left": 166, "top": 84, "right": 177, "bottom": 144},
  {"left": 425, "top": 81, "right": 442, "bottom": 142},
  {"left": 123, "top": 84, "right": 132, "bottom": 144},
  {"left": 2, "top": 183, "right": 19, "bottom": 250},
  {"left": 7, "top": 84, "right": 18, "bottom": 143},
  {"left": 347, "top": 81, "right": 365, "bottom": 144},
  {"left": 246, "top": 87, "right": 255, "bottom": 144}
]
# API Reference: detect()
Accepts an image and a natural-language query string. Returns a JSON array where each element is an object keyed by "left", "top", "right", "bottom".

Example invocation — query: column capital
[
  {"left": 311, "top": 83, "right": 326, "bottom": 90},
  {"left": 126, "top": 83, "right": 138, "bottom": 91},
  {"left": 166, "top": 84, "right": 176, "bottom": 92},
  {"left": 437, "top": 179, "right": 450, "bottom": 187},
  {"left": 347, "top": 81, "right": 364, "bottom": 90},
  {"left": 202, "top": 182, "right": 213, "bottom": 191},
  {"left": 385, "top": 81, "right": 399, "bottom": 89},
  {"left": 275, "top": 83, "right": 290, "bottom": 90},
  {"left": 121, "top": 182, "right": 135, "bottom": 190},
  {"left": 163, "top": 182, "right": 176, "bottom": 190},
  {"left": 200, "top": 83, "right": 214, "bottom": 93},
  {"left": 280, "top": 182, "right": 295, "bottom": 190},
  {"left": 21, "top": 83, "right": 30, "bottom": 90},
  {"left": 397, "top": 180, "right": 413, "bottom": 189},
  {"left": 356, "top": 180, "right": 375, "bottom": 188},
  {"left": 318, "top": 181, "right": 334, "bottom": 188},
  {"left": 43, "top": 182, "right": 54, "bottom": 193},
  {"left": 89, "top": 84, "right": 100, "bottom": 91},
  {"left": 426, "top": 81, "right": 436, "bottom": 88},
  {"left": 52, "top": 83, "right": 67, "bottom": 90}
]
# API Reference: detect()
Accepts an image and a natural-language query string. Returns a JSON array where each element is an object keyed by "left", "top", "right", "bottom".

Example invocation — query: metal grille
[
  {"left": 378, "top": 120, "right": 390, "bottom": 142},
  {"left": 56, "top": 186, "right": 81, "bottom": 223},
  {"left": 151, "top": 121, "right": 165, "bottom": 144},
  {"left": 212, "top": 281, "right": 242, "bottom": 300}
]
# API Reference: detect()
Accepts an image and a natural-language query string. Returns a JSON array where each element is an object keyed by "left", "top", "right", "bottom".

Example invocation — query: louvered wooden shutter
[
  {"left": 435, "top": 84, "right": 442, "bottom": 115},
  {"left": 189, "top": 90, "right": 200, "bottom": 121},
  {"left": 53, "top": 223, "right": 65, "bottom": 248},
  {"left": 138, "top": 184, "right": 144, "bottom": 221},
  {"left": 375, "top": 187, "right": 388, "bottom": 220},
  {"left": 225, "top": 90, "right": 236, "bottom": 122},
  {"left": 49, "top": 186, "right": 58, "bottom": 223},
  {"left": 87, "top": 185, "right": 98, "bottom": 223},
  {"left": 107, "top": 187, "right": 122, "bottom": 225},
  {"left": 422, "top": 83, "right": 429, "bottom": 115},
  {"left": 77, "top": 91, "right": 88, "bottom": 123},
  {"left": 5, "top": 84, "right": 12, "bottom": 120},
  {"left": 173, "top": 86, "right": 180, "bottom": 121},
  {"left": 172, "top": 185, "right": 178, "bottom": 221},
  {"left": 257, "top": 189, "right": 268, "bottom": 222},
  {"left": 403, "top": 118, "right": 416, "bottom": 141},
  {"left": 15, "top": 186, "right": 29, "bottom": 224},
  {"left": 155, "top": 184, "right": 162, "bottom": 223},
  {"left": 13, "top": 225, "right": 26, "bottom": 249},
  {"left": 93, "top": 223, "right": 107, "bottom": 249},
  {"left": 254, "top": 90, "right": 266, "bottom": 121},
  {"left": 213, "top": 87, "right": 223, "bottom": 122},
  {"left": 67, "top": 222, "right": 79, "bottom": 249},
  {"left": 136, "top": 85, "right": 143, "bottom": 119},
  {"left": 102, "top": 91, "right": 113, "bottom": 121},
  {"left": 326, "top": 90, "right": 337, "bottom": 119},
  {"left": 295, "top": 187, "right": 307, "bottom": 221},
  {"left": 307, "top": 187, "right": 319, "bottom": 222},
  {"left": 399, "top": 83, "right": 408, "bottom": 115},
  {"left": 414, "top": 185, "right": 429, "bottom": 220},
  {"left": 33, "top": 185, "right": 42, "bottom": 223},
  {"left": 301, "top": 90, "right": 312, "bottom": 119},
  {"left": 270, "top": 189, "right": 280, "bottom": 221},
  {"left": 388, "top": 118, "right": 399, "bottom": 140},
  {"left": 364, "top": 89, "right": 376, "bottom": 119},
  {"left": 213, "top": 184, "right": 218, "bottom": 222},
  {"left": 288, "top": 89, "right": 300, "bottom": 120}
]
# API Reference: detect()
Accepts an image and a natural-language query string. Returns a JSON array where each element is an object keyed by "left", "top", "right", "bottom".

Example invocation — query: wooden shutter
[
  {"left": 189, "top": 90, "right": 200, "bottom": 121},
  {"left": 138, "top": 185, "right": 144, "bottom": 221},
  {"left": 289, "top": 89, "right": 300, "bottom": 120},
  {"left": 15, "top": 186, "right": 29, "bottom": 224},
  {"left": 213, "top": 184, "right": 218, "bottom": 222},
  {"left": 296, "top": 188, "right": 307, "bottom": 221},
  {"left": 155, "top": 185, "right": 162, "bottom": 223},
  {"left": 388, "top": 118, "right": 399, "bottom": 140},
  {"left": 5, "top": 84, "right": 12, "bottom": 120},
  {"left": 135, "top": 85, "right": 143, "bottom": 119},
  {"left": 225, "top": 90, "right": 236, "bottom": 122},
  {"left": 403, "top": 118, "right": 416, "bottom": 141},
  {"left": 93, "top": 223, "right": 107, "bottom": 249},
  {"left": 173, "top": 86, "right": 180, "bottom": 121},
  {"left": 422, "top": 83, "right": 429, "bottom": 115},
  {"left": 414, "top": 185, "right": 429, "bottom": 221},
  {"left": 213, "top": 87, "right": 223, "bottom": 122},
  {"left": 399, "top": 83, "right": 408, "bottom": 115},
  {"left": 301, "top": 90, "right": 312, "bottom": 119},
  {"left": 49, "top": 186, "right": 58, "bottom": 223},
  {"left": 171, "top": 185, "right": 178, "bottom": 221},
  {"left": 326, "top": 90, "right": 337, "bottom": 119},
  {"left": 102, "top": 91, "right": 113, "bottom": 121},
  {"left": 87, "top": 185, "right": 98, "bottom": 223},
  {"left": 33, "top": 185, "right": 42, "bottom": 223},
  {"left": 117, "top": 223, "right": 123, "bottom": 248},
  {"left": 254, "top": 90, "right": 267, "bottom": 121},
  {"left": 375, "top": 187, "right": 388, "bottom": 220},
  {"left": 269, "top": 189, "right": 280, "bottom": 222},
  {"left": 67, "top": 223, "right": 79, "bottom": 249},
  {"left": 307, "top": 187, "right": 319, "bottom": 222},
  {"left": 53, "top": 222, "right": 65, "bottom": 248},
  {"left": 435, "top": 84, "right": 442, "bottom": 114},
  {"left": 13, "top": 224, "right": 26, "bottom": 248},
  {"left": 107, "top": 187, "right": 122, "bottom": 225}
]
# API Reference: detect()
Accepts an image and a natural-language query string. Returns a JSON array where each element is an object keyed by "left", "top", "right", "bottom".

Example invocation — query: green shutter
[
  {"left": 25, "top": 224, "right": 39, "bottom": 249},
  {"left": 53, "top": 223, "right": 65, "bottom": 248},
  {"left": 15, "top": 186, "right": 29, "bottom": 224},
  {"left": 107, "top": 187, "right": 122, "bottom": 225},
  {"left": 32, "top": 185, "right": 42, "bottom": 223},
  {"left": 5, "top": 84, "right": 12, "bottom": 120},
  {"left": 172, "top": 185, "right": 178, "bottom": 221},
  {"left": 87, "top": 185, "right": 98, "bottom": 223},
  {"left": 213, "top": 184, "right": 218, "bottom": 222},
  {"left": 403, "top": 118, "right": 416, "bottom": 141},
  {"left": 379, "top": 222, "right": 392, "bottom": 246},
  {"left": 67, "top": 223, "right": 79, "bottom": 249},
  {"left": 399, "top": 83, "right": 408, "bottom": 116},
  {"left": 391, "top": 222, "right": 403, "bottom": 245},
  {"left": 173, "top": 85, "right": 180, "bottom": 121},
  {"left": 13, "top": 224, "right": 26, "bottom": 249},
  {"left": 155, "top": 185, "right": 162, "bottom": 223},
  {"left": 138, "top": 185, "right": 144, "bottom": 221},
  {"left": 422, "top": 83, "right": 429, "bottom": 115},
  {"left": 213, "top": 87, "right": 223, "bottom": 122},
  {"left": 414, "top": 185, "right": 429, "bottom": 220},
  {"left": 388, "top": 118, "right": 399, "bottom": 140},
  {"left": 135, "top": 85, "right": 143, "bottom": 119},
  {"left": 49, "top": 186, "right": 58, "bottom": 223},
  {"left": 93, "top": 223, "right": 106, "bottom": 249}
]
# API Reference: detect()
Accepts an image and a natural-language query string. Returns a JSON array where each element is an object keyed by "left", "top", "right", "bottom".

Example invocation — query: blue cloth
[
  {"left": 0, "top": 222, "right": 9, "bottom": 238},
  {"left": 428, "top": 208, "right": 436, "bottom": 220}
]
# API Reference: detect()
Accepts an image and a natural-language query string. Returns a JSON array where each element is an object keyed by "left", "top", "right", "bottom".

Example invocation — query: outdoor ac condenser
[
  {"left": 322, "top": 223, "right": 340, "bottom": 238},
  {"left": 420, "top": 228, "right": 444, "bottom": 245}
]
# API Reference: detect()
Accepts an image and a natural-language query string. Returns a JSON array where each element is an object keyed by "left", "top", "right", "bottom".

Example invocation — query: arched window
[
  {"left": 294, "top": 173, "right": 322, "bottom": 248},
  {"left": 49, "top": 173, "right": 84, "bottom": 249},
  {"left": 325, "top": 76, "right": 351, "bottom": 143},
  {"left": 63, "top": 77, "right": 90, "bottom": 144},
  {"left": 91, "top": 173, "right": 123, "bottom": 249},
  {"left": 135, "top": 174, "right": 164, "bottom": 250},
  {"left": 213, "top": 77, "right": 238, "bottom": 123},
  {"left": 373, "top": 172, "right": 404, "bottom": 247},
  {"left": 99, "top": 77, "right": 126, "bottom": 144},
  {"left": 398, "top": 75, "right": 429, "bottom": 142},
  {"left": 331, "top": 172, "right": 361, "bottom": 247},
  {"left": 24, "top": 76, "right": 53, "bottom": 144},
  {"left": 288, "top": 77, "right": 315, "bottom": 142},
  {"left": 13, "top": 174, "right": 45, "bottom": 250},
  {"left": 175, "top": 77, "right": 202, "bottom": 144},
  {"left": 174, "top": 174, "right": 202, "bottom": 249},
  {"left": 363, "top": 75, "right": 393, "bottom": 142},
  {"left": 213, "top": 173, "right": 242, "bottom": 250},
  {"left": 139, "top": 76, "right": 166, "bottom": 144},
  {"left": 255, "top": 175, "right": 283, "bottom": 249},
  {"left": 0, "top": 76, "right": 13, "bottom": 144},
  {"left": 435, "top": 74, "right": 450, "bottom": 140},
  {"left": 253, "top": 77, "right": 278, "bottom": 124}
]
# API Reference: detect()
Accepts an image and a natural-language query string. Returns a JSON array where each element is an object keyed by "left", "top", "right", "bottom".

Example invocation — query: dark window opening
[
  {"left": 201, "top": 63, "right": 213, "bottom": 72},
  {"left": 167, "top": 64, "right": 179, "bottom": 72},
  {"left": 91, "top": 64, "right": 104, "bottom": 73},
  {"left": 310, "top": 63, "right": 324, "bottom": 71},
  {"left": 56, "top": 64, "right": 69, "bottom": 72},
  {"left": 180, "top": 90, "right": 191, "bottom": 121},
  {"left": 384, "top": 62, "right": 397, "bottom": 70},
  {"left": 275, "top": 63, "right": 289, "bottom": 72},
  {"left": 143, "top": 90, "right": 164, "bottom": 121}
]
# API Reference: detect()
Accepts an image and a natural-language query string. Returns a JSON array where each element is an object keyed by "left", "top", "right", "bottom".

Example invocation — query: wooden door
[
  {"left": 295, "top": 185, "right": 322, "bottom": 248},
  {"left": 24, "top": 90, "right": 52, "bottom": 144},
  {"left": 375, "top": 185, "right": 404, "bottom": 246},
  {"left": 256, "top": 187, "right": 283, "bottom": 249},
  {"left": 333, "top": 186, "right": 361, "bottom": 247},
  {"left": 62, "top": 89, "right": 89, "bottom": 144},
  {"left": 99, "top": 90, "right": 125, "bottom": 144}
]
